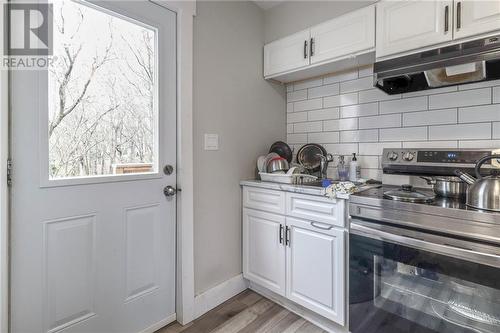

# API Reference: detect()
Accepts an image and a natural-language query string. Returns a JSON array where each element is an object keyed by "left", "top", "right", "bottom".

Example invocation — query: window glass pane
[{"left": 48, "top": 1, "right": 157, "bottom": 179}]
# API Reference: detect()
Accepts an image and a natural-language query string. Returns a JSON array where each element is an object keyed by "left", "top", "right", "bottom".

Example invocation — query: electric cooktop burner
[{"left": 383, "top": 184, "right": 435, "bottom": 203}]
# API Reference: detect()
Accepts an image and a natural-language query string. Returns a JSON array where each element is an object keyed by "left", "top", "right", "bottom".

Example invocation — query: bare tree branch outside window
[{"left": 48, "top": 0, "right": 157, "bottom": 178}]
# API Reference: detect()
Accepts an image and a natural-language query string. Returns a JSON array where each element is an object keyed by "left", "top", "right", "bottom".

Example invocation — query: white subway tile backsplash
[
  {"left": 294, "top": 98, "right": 322, "bottom": 112},
  {"left": 340, "top": 103, "right": 378, "bottom": 118},
  {"left": 429, "top": 123, "right": 491, "bottom": 140},
  {"left": 459, "top": 140, "right": 500, "bottom": 149},
  {"left": 323, "top": 68, "right": 358, "bottom": 84},
  {"left": 287, "top": 89, "right": 307, "bottom": 102},
  {"left": 308, "top": 83, "right": 339, "bottom": 99},
  {"left": 286, "top": 69, "right": 500, "bottom": 181},
  {"left": 380, "top": 96, "right": 428, "bottom": 114},
  {"left": 402, "top": 141, "right": 458, "bottom": 148},
  {"left": 287, "top": 111, "right": 308, "bottom": 123},
  {"left": 403, "top": 109, "right": 457, "bottom": 126},
  {"left": 402, "top": 86, "right": 457, "bottom": 98},
  {"left": 324, "top": 118, "right": 358, "bottom": 131},
  {"left": 459, "top": 105, "right": 500, "bottom": 123},
  {"left": 308, "top": 131, "right": 340, "bottom": 144},
  {"left": 359, "top": 142, "right": 402, "bottom": 156},
  {"left": 380, "top": 127, "right": 427, "bottom": 142},
  {"left": 359, "top": 88, "right": 401, "bottom": 103},
  {"left": 494, "top": 86, "right": 500, "bottom": 104},
  {"left": 294, "top": 78, "right": 323, "bottom": 91},
  {"left": 308, "top": 107, "right": 340, "bottom": 121},
  {"left": 294, "top": 121, "right": 322, "bottom": 133},
  {"left": 429, "top": 88, "right": 491, "bottom": 109},
  {"left": 340, "top": 77, "right": 373, "bottom": 94},
  {"left": 323, "top": 92, "right": 358, "bottom": 108},
  {"left": 323, "top": 143, "right": 359, "bottom": 155},
  {"left": 340, "top": 129, "right": 378, "bottom": 143},
  {"left": 287, "top": 133, "right": 307, "bottom": 144},
  {"left": 359, "top": 114, "right": 401, "bottom": 129}
]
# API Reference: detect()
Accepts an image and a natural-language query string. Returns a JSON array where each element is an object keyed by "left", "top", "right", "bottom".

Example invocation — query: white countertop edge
[{"left": 239, "top": 180, "right": 350, "bottom": 199}]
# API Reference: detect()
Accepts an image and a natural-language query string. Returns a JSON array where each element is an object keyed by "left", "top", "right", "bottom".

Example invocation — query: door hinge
[{"left": 7, "top": 159, "right": 12, "bottom": 187}]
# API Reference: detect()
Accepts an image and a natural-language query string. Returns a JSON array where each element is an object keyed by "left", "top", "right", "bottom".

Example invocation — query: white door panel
[
  {"left": 243, "top": 209, "right": 286, "bottom": 296},
  {"left": 310, "top": 5, "right": 375, "bottom": 65},
  {"left": 264, "top": 29, "right": 310, "bottom": 77},
  {"left": 286, "top": 217, "right": 345, "bottom": 325},
  {"left": 376, "top": 0, "right": 453, "bottom": 58},
  {"left": 454, "top": 0, "right": 500, "bottom": 39},
  {"left": 10, "top": 1, "right": 177, "bottom": 332}
]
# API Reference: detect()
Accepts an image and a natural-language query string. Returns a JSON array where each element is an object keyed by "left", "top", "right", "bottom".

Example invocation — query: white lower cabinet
[
  {"left": 286, "top": 217, "right": 345, "bottom": 325},
  {"left": 243, "top": 208, "right": 286, "bottom": 296},
  {"left": 242, "top": 186, "right": 346, "bottom": 327}
]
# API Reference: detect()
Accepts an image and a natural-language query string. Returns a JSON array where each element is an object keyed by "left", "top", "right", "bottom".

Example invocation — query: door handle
[
  {"left": 444, "top": 5, "right": 449, "bottom": 33},
  {"left": 163, "top": 185, "right": 179, "bottom": 197},
  {"left": 279, "top": 224, "right": 284, "bottom": 244},
  {"left": 310, "top": 37, "right": 314, "bottom": 57},
  {"left": 285, "top": 226, "right": 291, "bottom": 246},
  {"left": 304, "top": 40, "right": 308, "bottom": 59},
  {"left": 456, "top": 2, "right": 462, "bottom": 30}
]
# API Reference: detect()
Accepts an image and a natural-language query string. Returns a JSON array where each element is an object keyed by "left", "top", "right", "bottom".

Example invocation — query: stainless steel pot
[
  {"left": 455, "top": 154, "right": 500, "bottom": 212},
  {"left": 421, "top": 176, "right": 467, "bottom": 198},
  {"left": 267, "top": 157, "right": 289, "bottom": 174}
]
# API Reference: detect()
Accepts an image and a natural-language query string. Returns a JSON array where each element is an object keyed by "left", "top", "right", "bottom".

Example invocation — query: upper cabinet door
[
  {"left": 454, "top": 0, "right": 500, "bottom": 39},
  {"left": 310, "top": 5, "right": 375, "bottom": 65},
  {"left": 264, "top": 29, "right": 310, "bottom": 78},
  {"left": 376, "top": 0, "right": 453, "bottom": 58}
]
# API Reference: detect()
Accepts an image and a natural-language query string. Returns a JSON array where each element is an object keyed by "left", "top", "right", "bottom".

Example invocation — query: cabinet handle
[
  {"left": 279, "top": 224, "right": 284, "bottom": 244},
  {"left": 285, "top": 226, "right": 291, "bottom": 246},
  {"left": 457, "top": 2, "right": 462, "bottom": 30},
  {"left": 444, "top": 5, "right": 449, "bottom": 33},
  {"left": 310, "top": 37, "right": 315, "bottom": 57},
  {"left": 304, "top": 40, "right": 308, "bottom": 59},
  {"left": 310, "top": 221, "right": 334, "bottom": 230}
]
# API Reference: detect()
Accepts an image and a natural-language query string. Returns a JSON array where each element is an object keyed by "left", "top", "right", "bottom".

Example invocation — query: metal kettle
[{"left": 455, "top": 155, "right": 500, "bottom": 212}]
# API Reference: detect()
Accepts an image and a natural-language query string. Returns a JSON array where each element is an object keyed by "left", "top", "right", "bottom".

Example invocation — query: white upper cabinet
[
  {"left": 263, "top": 5, "right": 376, "bottom": 81},
  {"left": 376, "top": 0, "right": 453, "bottom": 58},
  {"left": 310, "top": 5, "right": 375, "bottom": 65},
  {"left": 264, "top": 29, "right": 310, "bottom": 77},
  {"left": 454, "top": 0, "right": 500, "bottom": 39}
]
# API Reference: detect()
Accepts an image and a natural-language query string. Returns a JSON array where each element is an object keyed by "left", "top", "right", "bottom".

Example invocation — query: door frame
[{"left": 0, "top": 0, "right": 197, "bottom": 331}]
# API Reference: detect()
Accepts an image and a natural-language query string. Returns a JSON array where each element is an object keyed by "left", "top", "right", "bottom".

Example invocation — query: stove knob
[
  {"left": 403, "top": 151, "right": 415, "bottom": 161},
  {"left": 387, "top": 151, "right": 399, "bottom": 161}
]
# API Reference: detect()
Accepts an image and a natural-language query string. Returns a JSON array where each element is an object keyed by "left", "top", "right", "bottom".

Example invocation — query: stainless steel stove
[{"left": 348, "top": 148, "right": 500, "bottom": 333}]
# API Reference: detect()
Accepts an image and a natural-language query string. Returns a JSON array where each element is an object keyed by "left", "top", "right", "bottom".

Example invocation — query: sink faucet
[{"left": 317, "top": 153, "right": 334, "bottom": 180}]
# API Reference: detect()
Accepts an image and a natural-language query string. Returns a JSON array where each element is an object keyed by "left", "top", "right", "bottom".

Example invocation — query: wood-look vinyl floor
[{"left": 156, "top": 290, "right": 327, "bottom": 333}]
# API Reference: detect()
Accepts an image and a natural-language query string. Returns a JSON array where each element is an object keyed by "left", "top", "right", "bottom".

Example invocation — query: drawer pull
[{"left": 310, "top": 221, "right": 333, "bottom": 230}]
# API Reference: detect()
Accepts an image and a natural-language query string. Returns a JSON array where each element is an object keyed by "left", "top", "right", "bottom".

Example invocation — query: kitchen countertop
[{"left": 240, "top": 179, "right": 378, "bottom": 199}]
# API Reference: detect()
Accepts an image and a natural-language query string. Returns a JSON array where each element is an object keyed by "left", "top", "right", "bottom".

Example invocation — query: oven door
[{"left": 349, "top": 218, "right": 500, "bottom": 333}]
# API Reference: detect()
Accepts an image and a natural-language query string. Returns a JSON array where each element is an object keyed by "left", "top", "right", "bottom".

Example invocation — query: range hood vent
[{"left": 374, "top": 35, "right": 500, "bottom": 95}]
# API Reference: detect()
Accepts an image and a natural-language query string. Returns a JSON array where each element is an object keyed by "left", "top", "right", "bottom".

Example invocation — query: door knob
[{"left": 163, "top": 185, "right": 178, "bottom": 197}]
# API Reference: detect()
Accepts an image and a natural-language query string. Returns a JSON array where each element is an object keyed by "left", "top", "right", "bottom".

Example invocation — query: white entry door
[{"left": 10, "top": 1, "right": 177, "bottom": 332}]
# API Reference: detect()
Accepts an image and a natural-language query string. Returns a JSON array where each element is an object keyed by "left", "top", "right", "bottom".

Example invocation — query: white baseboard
[
  {"left": 249, "top": 283, "right": 348, "bottom": 333},
  {"left": 139, "top": 313, "right": 176, "bottom": 333},
  {"left": 194, "top": 274, "right": 249, "bottom": 319}
]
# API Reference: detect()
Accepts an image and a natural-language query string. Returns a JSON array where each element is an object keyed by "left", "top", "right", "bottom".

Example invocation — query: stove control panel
[{"left": 382, "top": 148, "right": 500, "bottom": 175}]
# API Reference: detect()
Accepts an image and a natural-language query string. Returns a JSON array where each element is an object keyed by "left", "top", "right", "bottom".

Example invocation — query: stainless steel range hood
[{"left": 374, "top": 35, "right": 500, "bottom": 95}]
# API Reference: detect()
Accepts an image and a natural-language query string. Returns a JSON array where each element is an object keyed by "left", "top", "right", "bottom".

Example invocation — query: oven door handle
[{"left": 350, "top": 220, "right": 500, "bottom": 269}]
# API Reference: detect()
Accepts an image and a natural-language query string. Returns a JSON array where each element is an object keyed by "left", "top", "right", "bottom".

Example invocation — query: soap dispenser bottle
[
  {"left": 349, "top": 153, "right": 361, "bottom": 182},
  {"left": 337, "top": 155, "right": 349, "bottom": 181}
]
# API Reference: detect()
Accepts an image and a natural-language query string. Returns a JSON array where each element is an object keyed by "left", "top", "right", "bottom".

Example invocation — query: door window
[{"left": 48, "top": 0, "right": 158, "bottom": 179}]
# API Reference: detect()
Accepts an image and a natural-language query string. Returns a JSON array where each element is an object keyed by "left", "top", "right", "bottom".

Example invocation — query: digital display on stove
[{"left": 417, "top": 151, "right": 491, "bottom": 164}]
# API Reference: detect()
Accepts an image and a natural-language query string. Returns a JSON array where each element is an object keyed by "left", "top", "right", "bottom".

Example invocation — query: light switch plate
[{"left": 204, "top": 134, "right": 219, "bottom": 151}]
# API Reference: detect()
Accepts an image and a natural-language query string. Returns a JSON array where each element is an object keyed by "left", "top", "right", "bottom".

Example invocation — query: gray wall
[
  {"left": 264, "top": 1, "right": 376, "bottom": 43},
  {"left": 193, "top": 1, "right": 286, "bottom": 295}
]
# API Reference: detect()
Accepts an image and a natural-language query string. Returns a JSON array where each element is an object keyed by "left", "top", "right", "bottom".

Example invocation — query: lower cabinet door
[
  {"left": 286, "top": 217, "right": 345, "bottom": 325},
  {"left": 243, "top": 208, "right": 286, "bottom": 296}
]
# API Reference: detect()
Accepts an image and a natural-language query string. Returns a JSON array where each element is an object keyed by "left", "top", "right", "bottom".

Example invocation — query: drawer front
[
  {"left": 243, "top": 187, "right": 286, "bottom": 214},
  {"left": 286, "top": 193, "right": 344, "bottom": 227}
]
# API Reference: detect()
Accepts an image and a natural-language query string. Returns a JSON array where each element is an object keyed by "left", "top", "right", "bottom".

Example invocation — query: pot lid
[{"left": 384, "top": 184, "right": 435, "bottom": 203}]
